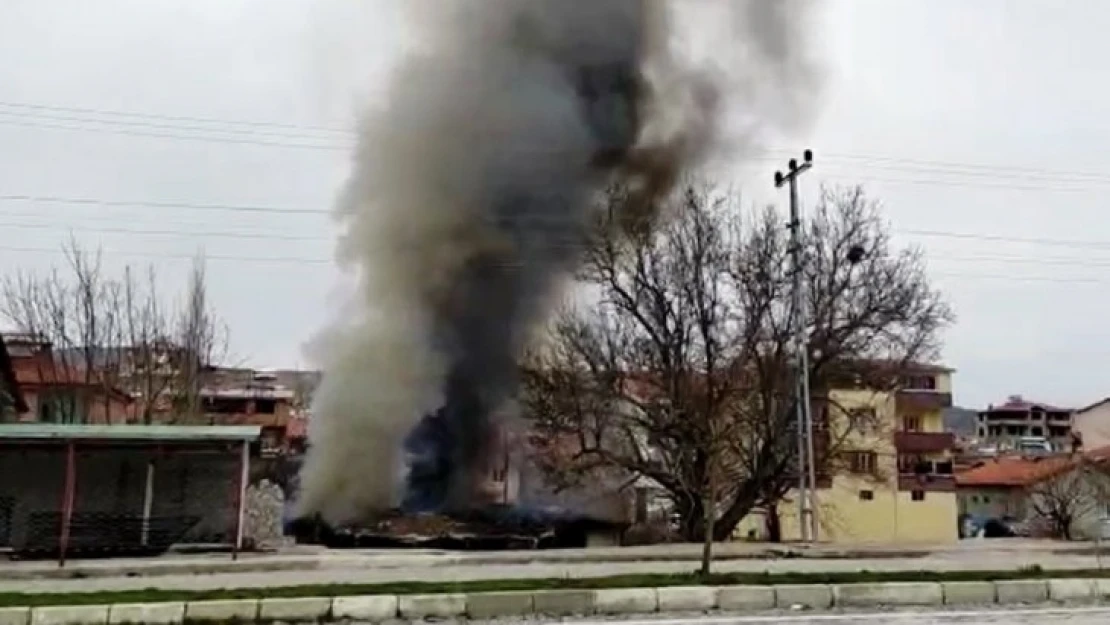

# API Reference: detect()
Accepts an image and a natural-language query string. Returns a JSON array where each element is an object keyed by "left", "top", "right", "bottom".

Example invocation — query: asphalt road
[{"left": 479, "top": 608, "right": 1110, "bottom": 625}]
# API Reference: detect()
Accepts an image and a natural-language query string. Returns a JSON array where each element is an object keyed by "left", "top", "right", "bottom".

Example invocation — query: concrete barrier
[
  {"left": 184, "top": 599, "right": 259, "bottom": 623},
  {"left": 330, "top": 595, "right": 398, "bottom": 621},
  {"left": 995, "top": 580, "right": 1049, "bottom": 605},
  {"left": 656, "top": 586, "right": 718, "bottom": 612},
  {"left": 593, "top": 588, "right": 658, "bottom": 614},
  {"left": 258, "top": 597, "right": 331, "bottom": 622},
  {"left": 30, "top": 606, "right": 108, "bottom": 625},
  {"left": 1047, "top": 578, "right": 1097, "bottom": 602},
  {"left": 774, "top": 584, "right": 833, "bottom": 610},
  {"left": 942, "top": 581, "right": 996, "bottom": 605},
  {"left": 465, "top": 591, "right": 534, "bottom": 618},
  {"left": 0, "top": 608, "right": 29, "bottom": 625},
  {"left": 718, "top": 586, "right": 775, "bottom": 611},
  {"left": 834, "top": 582, "right": 943, "bottom": 607},
  {"left": 532, "top": 589, "right": 594, "bottom": 616},
  {"left": 398, "top": 593, "right": 467, "bottom": 619},
  {"left": 6, "top": 577, "right": 1109, "bottom": 623},
  {"left": 106, "top": 603, "right": 184, "bottom": 625}
]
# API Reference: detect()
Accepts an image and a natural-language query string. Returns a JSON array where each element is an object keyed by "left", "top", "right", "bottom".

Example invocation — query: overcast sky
[{"left": 1, "top": 0, "right": 1108, "bottom": 410}]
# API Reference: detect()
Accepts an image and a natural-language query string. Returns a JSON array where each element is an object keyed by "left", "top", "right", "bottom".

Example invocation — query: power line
[
  {"left": 903, "top": 229, "right": 1110, "bottom": 250},
  {"left": 772, "top": 149, "right": 1110, "bottom": 184},
  {"left": 0, "top": 221, "right": 331, "bottom": 242},
  {"left": 0, "top": 241, "right": 1106, "bottom": 287},
  {"left": 0, "top": 100, "right": 350, "bottom": 135},
  {"left": 0, "top": 244, "right": 331, "bottom": 265},
  {"left": 0, "top": 194, "right": 330, "bottom": 216},
  {"left": 10, "top": 99, "right": 1110, "bottom": 187},
  {"left": 10, "top": 193, "right": 1110, "bottom": 258},
  {"left": 0, "top": 117, "right": 351, "bottom": 151},
  {"left": 0, "top": 109, "right": 351, "bottom": 143}
]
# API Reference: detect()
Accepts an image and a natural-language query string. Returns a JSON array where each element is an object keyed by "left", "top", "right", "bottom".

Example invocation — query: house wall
[
  {"left": 957, "top": 486, "right": 1023, "bottom": 519},
  {"left": 1073, "top": 402, "right": 1110, "bottom": 452},
  {"left": 0, "top": 446, "right": 240, "bottom": 548},
  {"left": 18, "top": 388, "right": 131, "bottom": 425}
]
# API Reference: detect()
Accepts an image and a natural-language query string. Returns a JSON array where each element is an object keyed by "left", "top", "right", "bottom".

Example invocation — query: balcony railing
[
  {"left": 898, "top": 473, "right": 956, "bottom": 492},
  {"left": 895, "top": 391, "right": 953, "bottom": 413},
  {"left": 893, "top": 431, "right": 956, "bottom": 453}
]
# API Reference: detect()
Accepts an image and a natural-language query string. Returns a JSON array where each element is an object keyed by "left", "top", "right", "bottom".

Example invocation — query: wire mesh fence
[{"left": 0, "top": 441, "right": 248, "bottom": 562}]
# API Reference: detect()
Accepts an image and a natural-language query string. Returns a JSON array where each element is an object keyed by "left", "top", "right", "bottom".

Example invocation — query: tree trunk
[
  {"left": 766, "top": 503, "right": 782, "bottom": 543},
  {"left": 700, "top": 468, "right": 717, "bottom": 576},
  {"left": 712, "top": 486, "right": 762, "bottom": 541},
  {"left": 675, "top": 497, "right": 705, "bottom": 542}
]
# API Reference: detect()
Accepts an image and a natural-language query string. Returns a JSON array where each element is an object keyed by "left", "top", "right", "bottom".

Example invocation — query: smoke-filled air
[{"left": 296, "top": 0, "right": 821, "bottom": 525}]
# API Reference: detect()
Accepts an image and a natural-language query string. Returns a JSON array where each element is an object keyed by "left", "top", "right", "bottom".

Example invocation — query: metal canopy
[{"left": 0, "top": 423, "right": 261, "bottom": 443}]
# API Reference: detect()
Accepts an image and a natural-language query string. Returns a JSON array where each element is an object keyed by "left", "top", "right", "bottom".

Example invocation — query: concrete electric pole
[{"left": 774, "top": 149, "right": 818, "bottom": 542}]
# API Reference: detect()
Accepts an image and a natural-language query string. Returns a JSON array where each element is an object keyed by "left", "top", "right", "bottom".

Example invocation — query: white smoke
[{"left": 297, "top": 0, "right": 823, "bottom": 524}]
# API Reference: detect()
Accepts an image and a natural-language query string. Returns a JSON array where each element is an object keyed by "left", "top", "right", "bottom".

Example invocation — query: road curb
[{"left": 4, "top": 578, "right": 1107, "bottom": 623}]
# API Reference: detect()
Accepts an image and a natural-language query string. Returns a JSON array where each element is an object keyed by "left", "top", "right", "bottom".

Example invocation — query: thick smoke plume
[{"left": 298, "top": 0, "right": 821, "bottom": 524}]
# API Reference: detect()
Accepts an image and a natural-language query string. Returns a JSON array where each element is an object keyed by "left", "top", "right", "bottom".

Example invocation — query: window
[
  {"left": 848, "top": 407, "right": 877, "bottom": 429},
  {"left": 983, "top": 496, "right": 991, "bottom": 504},
  {"left": 859, "top": 490, "right": 874, "bottom": 501},
  {"left": 902, "top": 416, "right": 922, "bottom": 432},
  {"left": 255, "top": 399, "right": 277, "bottom": 415},
  {"left": 902, "top": 375, "right": 937, "bottom": 390},
  {"left": 38, "top": 390, "right": 83, "bottom": 424},
  {"left": 847, "top": 451, "right": 877, "bottom": 474},
  {"left": 911, "top": 490, "right": 926, "bottom": 502}
]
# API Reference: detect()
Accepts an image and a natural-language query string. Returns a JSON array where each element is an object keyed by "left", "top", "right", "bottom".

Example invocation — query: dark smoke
[{"left": 298, "top": 0, "right": 821, "bottom": 524}]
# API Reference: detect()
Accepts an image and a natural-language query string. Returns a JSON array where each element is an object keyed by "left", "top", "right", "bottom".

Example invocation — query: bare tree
[
  {"left": 2, "top": 242, "right": 227, "bottom": 424},
  {"left": 1028, "top": 459, "right": 1110, "bottom": 540},
  {"left": 0, "top": 238, "right": 125, "bottom": 422},
  {"left": 521, "top": 183, "right": 953, "bottom": 551},
  {"left": 172, "top": 254, "right": 227, "bottom": 422}
]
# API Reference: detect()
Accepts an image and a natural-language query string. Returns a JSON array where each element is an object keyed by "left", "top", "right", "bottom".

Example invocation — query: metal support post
[
  {"left": 232, "top": 440, "right": 250, "bottom": 560},
  {"left": 141, "top": 460, "right": 155, "bottom": 546},
  {"left": 58, "top": 441, "right": 77, "bottom": 567}
]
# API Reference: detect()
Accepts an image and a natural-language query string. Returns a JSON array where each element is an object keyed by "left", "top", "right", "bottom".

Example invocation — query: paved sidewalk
[
  {"left": 2, "top": 538, "right": 1102, "bottom": 578},
  {"left": 1, "top": 540, "right": 1108, "bottom": 594}
]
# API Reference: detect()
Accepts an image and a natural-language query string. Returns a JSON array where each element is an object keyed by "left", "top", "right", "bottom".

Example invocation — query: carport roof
[{"left": 0, "top": 423, "right": 261, "bottom": 443}]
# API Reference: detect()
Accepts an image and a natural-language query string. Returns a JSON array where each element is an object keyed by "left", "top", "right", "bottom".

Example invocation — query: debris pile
[{"left": 303, "top": 506, "right": 627, "bottom": 551}]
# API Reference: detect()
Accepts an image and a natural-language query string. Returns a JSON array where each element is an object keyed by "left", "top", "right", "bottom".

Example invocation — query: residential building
[
  {"left": 3, "top": 334, "right": 132, "bottom": 424},
  {"left": 976, "top": 396, "right": 1075, "bottom": 452},
  {"left": 741, "top": 363, "right": 959, "bottom": 544},
  {"left": 199, "top": 369, "right": 299, "bottom": 456},
  {"left": 956, "top": 447, "right": 1110, "bottom": 540},
  {"left": 0, "top": 335, "right": 28, "bottom": 419},
  {"left": 1072, "top": 397, "right": 1110, "bottom": 453}
]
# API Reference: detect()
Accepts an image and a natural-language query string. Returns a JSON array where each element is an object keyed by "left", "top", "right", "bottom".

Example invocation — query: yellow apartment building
[{"left": 737, "top": 364, "right": 959, "bottom": 544}]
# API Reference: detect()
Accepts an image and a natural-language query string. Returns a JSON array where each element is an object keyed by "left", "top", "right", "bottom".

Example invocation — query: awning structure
[
  {"left": 0, "top": 423, "right": 261, "bottom": 566},
  {"left": 0, "top": 423, "right": 261, "bottom": 444}
]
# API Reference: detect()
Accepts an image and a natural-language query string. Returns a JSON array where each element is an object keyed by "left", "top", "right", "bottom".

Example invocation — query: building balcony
[
  {"left": 893, "top": 431, "right": 956, "bottom": 453},
  {"left": 898, "top": 473, "right": 956, "bottom": 492},
  {"left": 896, "top": 391, "right": 953, "bottom": 413}
]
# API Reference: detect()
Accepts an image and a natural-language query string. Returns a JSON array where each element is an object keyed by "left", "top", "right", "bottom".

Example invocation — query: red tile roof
[{"left": 956, "top": 445, "right": 1110, "bottom": 488}]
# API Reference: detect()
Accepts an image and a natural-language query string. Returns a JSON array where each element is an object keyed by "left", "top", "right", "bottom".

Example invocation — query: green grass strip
[{"left": 0, "top": 564, "right": 1100, "bottom": 607}]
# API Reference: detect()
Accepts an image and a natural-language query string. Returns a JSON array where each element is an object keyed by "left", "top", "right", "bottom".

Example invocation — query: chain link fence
[{"left": 0, "top": 441, "right": 249, "bottom": 562}]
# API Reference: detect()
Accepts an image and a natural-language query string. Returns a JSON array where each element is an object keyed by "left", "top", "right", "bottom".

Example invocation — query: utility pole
[{"left": 775, "top": 149, "right": 818, "bottom": 542}]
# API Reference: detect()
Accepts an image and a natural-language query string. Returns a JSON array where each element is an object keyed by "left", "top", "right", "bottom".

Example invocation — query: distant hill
[{"left": 944, "top": 406, "right": 979, "bottom": 437}]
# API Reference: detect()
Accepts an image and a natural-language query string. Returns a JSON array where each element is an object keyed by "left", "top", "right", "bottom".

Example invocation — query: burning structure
[{"left": 296, "top": 0, "right": 819, "bottom": 538}]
